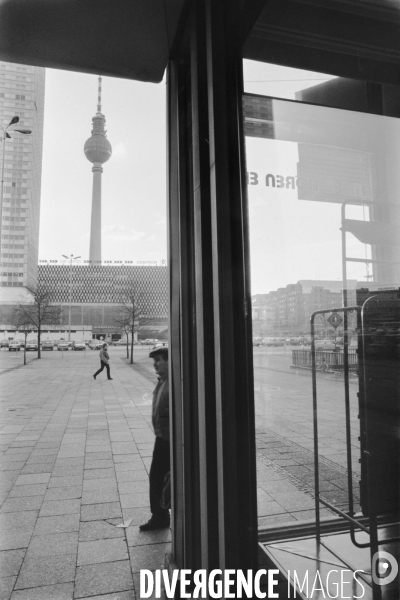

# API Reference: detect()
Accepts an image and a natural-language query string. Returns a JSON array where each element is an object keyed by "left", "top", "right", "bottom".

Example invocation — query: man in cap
[{"left": 139, "top": 345, "right": 170, "bottom": 530}]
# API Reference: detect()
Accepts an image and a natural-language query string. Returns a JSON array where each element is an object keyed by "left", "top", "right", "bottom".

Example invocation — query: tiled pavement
[
  {"left": 0, "top": 348, "right": 169, "bottom": 600},
  {"left": 0, "top": 346, "right": 350, "bottom": 599}
]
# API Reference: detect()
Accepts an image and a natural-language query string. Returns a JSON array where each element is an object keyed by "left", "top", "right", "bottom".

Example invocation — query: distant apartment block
[{"left": 252, "top": 280, "right": 357, "bottom": 334}]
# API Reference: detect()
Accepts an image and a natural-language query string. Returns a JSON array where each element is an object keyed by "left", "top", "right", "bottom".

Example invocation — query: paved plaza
[
  {"left": 0, "top": 348, "right": 168, "bottom": 600},
  {"left": 0, "top": 345, "right": 352, "bottom": 598}
]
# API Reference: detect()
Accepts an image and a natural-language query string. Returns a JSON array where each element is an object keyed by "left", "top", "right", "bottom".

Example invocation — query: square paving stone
[
  {"left": 113, "top": 455, "right": 139, "bottom": 464},
  {"left": 0, "top": 462, "right": 26, "bottom": 471},
  {"left": 129, "top": 543, "right": 168, "bottom": 573},
  {"left": 83, "top": 460, "right": 114, "bottom": 470},
  {"left": 15, "top": 554, "right": 76, "bottom": 589},
  {"left": 1, "top": 497, "right": 44, "bottom": 513},
  {"left": 39, "top": 499, "right": 81, "bottom": 517},
  {"left": 26, "top": 457, "right": 55, "bottom": 466},
  {"left": 55, "top": 458, "right": 85, "bottom": 467},
  {"left": 0, "top": 549, "right": 25, "bottom": 576},
  {"left": 48, "top": 476, "right": 83, "bottom": 488},
  {"left": 119, "top": 493, "right": 148, "bottom": 509},
  {"left": 26, "top": 533, "right": 78, "bottom": 558},
  {"left": 74, "top": 560, "right": 133, "bottom": 598},
  {"left": 258, "top": 513, "right": 297, "bottom": 528},
  {"left": 83, "top": 452, "right": 112, "bottom": 461},
  {"left": 114, "top": 461, "right": 146, "bottom": 472},
  {"left": 257, "top": 500, "right": 287, "bottom": 517},
  {"left": 82, "top": 479, "right": 117, "bottom": 492},
  {"left": 80, "top": 503, "right": 122, "bottom": 522},
  {"left": 77, "top": 538, "right": 128, "bottom": 566},
  {"left": 118, "top": 480, "right": 148, "bottom": 495},
  {"left": 0, "top": 531, "right": 32, "bottom": 552},
  {"left": 10, "top": 582, "right": 74, "bottom": 600},
  {"left": 273, "top": 491, "right": 315, "bottom": 511},
  {"left": 83, "top": 469, "right": 115, "bottom": 480},
  {"left": 33, "top": 513, "right": 80, "bottom": 536},
  {"left": 9, "top": 485, "right": 48, "bottom": 498},
  {"left": 20, "top": 465, "right": 55, "bottom": 475},
  {"left": 78, "top": 520, "right": 124, "bottom": 542},
  {"left": 116, "top": 470, "right": 149, "bottom": 483},
  {"left": 14, "top": 474, "right": 51, "bottom": 486},
  {"left": 0, "top": 575, "right": 16, "bottom": 600},
  {"left": 121, "top": 507, "right": 149, "bottom": 526},
  {"left": 81, "top": 491, "right": 119, "bottom": 505},
  {"left": 44, "top": 487, "right": 82, "bottom": 502},
  {"left": 51, "top": 466, "right": 84, "bottom": 477},
  {"left": 127, "top": 527, "right": 170, "bottom": 547},
  {"left": 0, "top": 511, "right": 38, "bottom": 533}
]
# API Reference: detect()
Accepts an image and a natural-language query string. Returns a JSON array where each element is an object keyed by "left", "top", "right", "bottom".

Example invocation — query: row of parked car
[
  {"left": 252, "top": 337, "right": 354, "bottom": 350},
  {"left": 3, "top": 338, "right": 170, "bottom": 352},
  {"left": 3, "top": 339, "right": 95, "bottom": 352}
]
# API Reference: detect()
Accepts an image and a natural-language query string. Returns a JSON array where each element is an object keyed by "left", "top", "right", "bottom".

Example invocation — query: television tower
[{"left": 84, "top": 77, "right": 112, "bottom": 262}]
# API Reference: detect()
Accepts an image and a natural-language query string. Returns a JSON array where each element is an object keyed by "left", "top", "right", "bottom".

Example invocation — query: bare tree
[
  {"left": 114, "top": 285, "right": 151, "bottom": 364},
  {"left": 113, "top": 311, "right": 131, "bottom": 359},
  {"left": 11, "top": 308, "right": 36, "bottom": 366},
  {"left": 16, "top": 285, "right": 61, "bottom": 359}
]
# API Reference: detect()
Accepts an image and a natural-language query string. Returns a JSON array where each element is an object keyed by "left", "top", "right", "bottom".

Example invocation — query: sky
[
  {"left": 37, "top": 61, "right": 375, "bottom": 294},
  {"left": 39, "top": 69, "right": 168, "bottom": 265}
]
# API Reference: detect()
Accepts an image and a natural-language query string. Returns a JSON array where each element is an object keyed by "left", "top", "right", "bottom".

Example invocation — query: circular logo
[{"left": 372, "top": 551, "right": 398, "bottom": 586}]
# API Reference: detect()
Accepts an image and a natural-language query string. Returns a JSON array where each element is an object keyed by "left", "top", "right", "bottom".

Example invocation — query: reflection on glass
[{"left": 244, "top": 75, "right": 400, "bottom": 530}]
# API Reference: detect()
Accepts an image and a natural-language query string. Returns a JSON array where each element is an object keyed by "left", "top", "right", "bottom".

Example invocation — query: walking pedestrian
[
  {"left": 93, "top": 343, "right": 113, "bottom": 380},
  {"left": 139, "top": 346, "right": 170, "bottom": 531}
]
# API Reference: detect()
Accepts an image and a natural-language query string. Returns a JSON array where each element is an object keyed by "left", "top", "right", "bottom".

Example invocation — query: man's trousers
[
  {"left": 94, "top": 360, "right": 111, "bottom": 379},
  {"left": 149, "top": 436, "right": 170, "bottom": 520}
]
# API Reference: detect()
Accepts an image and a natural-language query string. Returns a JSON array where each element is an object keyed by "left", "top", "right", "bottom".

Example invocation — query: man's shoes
[
  {"left": 93, "top": 375, "right": 96, "bottom": 380},
  {"left": 139, "top": 517, "right": 170, "bottom": 531},
  {"left": 108, "top": 378, "right": 113, "bottom": 380}
]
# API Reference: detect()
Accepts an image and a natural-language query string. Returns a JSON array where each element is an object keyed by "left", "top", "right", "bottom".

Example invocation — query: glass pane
[{"left": 243, "top": 69, "right": 400, "bottom": 529}]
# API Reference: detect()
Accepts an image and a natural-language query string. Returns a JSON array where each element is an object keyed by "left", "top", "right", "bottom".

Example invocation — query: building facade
[
  {"left": 38, "top": 264, "right": 168, "bottom": 311},
  {"left": 252, "top": 280, "right": 358, "bottom": 335},
  {"left": 0, "top": 61, "right": 45, "bottom": 290},
  {"left": 0, "top": 264, "right": 168, "bottom": 341}
]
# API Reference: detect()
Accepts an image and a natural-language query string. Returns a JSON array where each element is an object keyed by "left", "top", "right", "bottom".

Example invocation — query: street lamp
[
  {"left": 62, "top": 254, "right": 81, "bottom": 341},
  {"left": 0, "top": 116, "right": 32, "bottom": 250}
]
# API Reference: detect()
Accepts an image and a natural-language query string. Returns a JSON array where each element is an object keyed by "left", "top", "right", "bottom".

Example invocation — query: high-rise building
[
  {"left": 0, "top": 61, "right": 45, "bottom": 293},
  {"left": 84, "top": 77, "right": 112, "bottom": 263}
]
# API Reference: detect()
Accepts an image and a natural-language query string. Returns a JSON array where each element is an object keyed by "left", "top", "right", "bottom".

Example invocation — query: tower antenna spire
[{"left": 97, "top": 76, "right": 102, "bottom": 113}]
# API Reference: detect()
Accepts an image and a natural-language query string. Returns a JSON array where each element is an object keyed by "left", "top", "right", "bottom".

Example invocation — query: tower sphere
[{"left": 84, "top": 114, "right": 112, "bottom": 164}]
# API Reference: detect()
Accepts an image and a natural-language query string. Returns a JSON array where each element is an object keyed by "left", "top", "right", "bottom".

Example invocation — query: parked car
[
  {"left": 57, "top": 341, "right": 69, "bottom": 351},
  {"left": 26, "top": 341, "right": 38, "bottom": 351},
  {"left": 88, "top": 339, "right": 103, "bottom": 350},
  {"left": 42, "top": 340, "right": 54, "bottom": 351},
  {"left": 314, "top": 339, "right": 337, "bottom": 351},
  {"left": 1, "top": 340, "right": 9, "bottom": 348},
  {"left": 72, "top": 341, "right": 86, "bottom": 351},
  {"left": 263, "top": 338, "right": 284, "bottom": 347},
  {"left": 9, "top": 341, "right": 21, "bottom": 352}
]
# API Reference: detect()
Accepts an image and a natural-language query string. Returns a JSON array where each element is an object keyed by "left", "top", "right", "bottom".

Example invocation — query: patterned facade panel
[
  {"left": 0, "top": 61, "right": 45, "bottom": 289},
  {"left": 38, "top": 265, "right": 168, "bottom": 317}
]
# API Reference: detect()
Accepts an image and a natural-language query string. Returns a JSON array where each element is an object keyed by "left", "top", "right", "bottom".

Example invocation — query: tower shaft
[
  {"left": 89, "top": 163, "right": 103, "bottom": 262},
  {"left": 84, "top": 76, "right": 112, "bottom": 263}
]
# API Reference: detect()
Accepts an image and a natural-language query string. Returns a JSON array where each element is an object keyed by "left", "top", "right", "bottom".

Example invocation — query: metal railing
[{"left": 292, "top": 348, "right": 358, "bottom": 371}]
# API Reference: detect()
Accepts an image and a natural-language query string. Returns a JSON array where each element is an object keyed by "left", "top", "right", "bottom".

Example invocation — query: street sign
[{"left": 327, "top": 312, "right": 343, "bottom": 329}]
